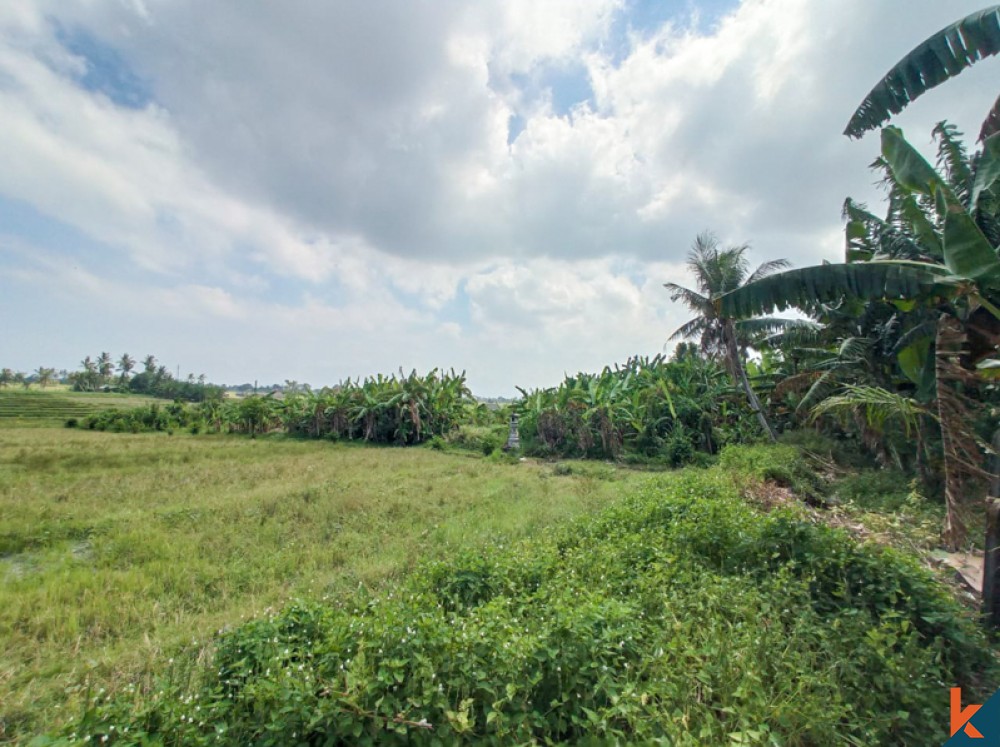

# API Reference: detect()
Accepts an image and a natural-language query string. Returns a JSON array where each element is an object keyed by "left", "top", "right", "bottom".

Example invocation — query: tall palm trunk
[{"left": 723, "top": 319, "right": 776, "bottom": 442}]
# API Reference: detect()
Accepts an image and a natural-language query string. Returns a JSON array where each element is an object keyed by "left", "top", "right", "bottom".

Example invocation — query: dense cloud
[{"left": 0, "top": 0, "right": 995, "bottom": 393}]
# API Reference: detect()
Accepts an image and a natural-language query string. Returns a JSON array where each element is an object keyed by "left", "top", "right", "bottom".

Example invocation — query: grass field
[
  {"left": 0, "top": 427, "right": 651, "bottom": 742},
  {"left": 0, "top": 390, "right": 162, "bottom": 428}
]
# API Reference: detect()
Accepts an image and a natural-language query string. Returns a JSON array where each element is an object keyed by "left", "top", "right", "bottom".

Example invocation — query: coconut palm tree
[
  {"left": 118, "top": 354, "right": 136, "bottom": 386},
  {"left": 97, "top": 352, "right": 114, "bottom": 385},
  {"left": 665, "top": 232, "right": 794, "bottom": 441},
  {"left": 34, "top": 367, "right": 55, "bottom": 389}
]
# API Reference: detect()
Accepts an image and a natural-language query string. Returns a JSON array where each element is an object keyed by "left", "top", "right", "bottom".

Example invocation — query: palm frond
[
  {"left": 809, "top": 385, "right": 928, "bottom": 436},
  {"left": 845, "top": 5, "right": 1000, "bottom": 138},
  {"left": 981, "top": 93, "right": 1000, "bottom": 142},
  {"left": 735, "top": 318, "right": 818, "bottom": 336},
  {"left": 667, "top": 316, "right": 708, "bottom": 343},
  {"left": 663, "top": 283, "right": 710, "bottom": 312},
  {"left": 934, "top": 121, "right": 973, "bottom": 201}
]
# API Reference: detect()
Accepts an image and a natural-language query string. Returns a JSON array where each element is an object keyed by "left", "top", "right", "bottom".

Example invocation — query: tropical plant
[
  {"left": 721, "top": 122, "right": 1000, "bottom": 549},
  {"left": 117, "top": 353, "right": 135, "bottom": 387},
  {"left": 844, "top": 5, "right": 1000, "bottom": 139},
  {"left": 97, "top": 352, "right": 114, "bottom": 385},
  {"left": 665, "top": 232, "right": 797, "bottom": 441},
  {"left": 514, "top": 353, "right": 756, "bottom": 462},
  {"left": 34, "top": 367, "right": 55, "bottom": 389}
]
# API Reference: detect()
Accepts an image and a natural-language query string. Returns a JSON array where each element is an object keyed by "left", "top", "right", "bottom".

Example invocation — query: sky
[{"left": 0, "top": 0, "right": 997, "bottom": 395}]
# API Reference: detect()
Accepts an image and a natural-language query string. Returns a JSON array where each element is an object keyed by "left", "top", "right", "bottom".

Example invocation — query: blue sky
[{"left": 0, "top": 0, "right": 996, "bottom": 394}]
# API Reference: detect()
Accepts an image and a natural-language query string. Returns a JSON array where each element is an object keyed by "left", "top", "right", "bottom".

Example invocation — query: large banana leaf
[
  {"left": 845, "top": 5, "right": 1000, "bottom": 138},
  {"left": 942, "top": 202, "right": 1000, "bottom": 282},
  {"left": 716, "top": 263, "right": 943, "bottom": 319},
  {"left": 972, "top": 132, "right": 1000, "bottom": 208},
  {"left": 881, "top": 126, "right": 947, "bottom": 196},
  {"left": 881, "top": 127, "right": 1000, "bottom": 282}
]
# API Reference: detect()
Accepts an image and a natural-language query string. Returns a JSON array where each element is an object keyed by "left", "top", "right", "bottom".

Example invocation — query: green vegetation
[
  {"left": 0, "top": 428, "right": 645, "bottom": 741},
  {"left": 716, "top": 8, "right": 1000, "bottom": 555},
  {"left": 0, "top": 391, "right": 162, "bottom": 428},
  {"left": 48, "top": 447, "right": 995, "bottom": 746},
  {"left": 515, "top": 354, "right": 760, "bottom": 463},
  {"left": 4, "top": 8, "right": 1000, "bottom": 746}
]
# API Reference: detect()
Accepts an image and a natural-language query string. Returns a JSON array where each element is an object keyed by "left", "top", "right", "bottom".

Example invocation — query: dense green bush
[
  {"left": 444, "top": 424, "right": 508, "bottom": 455},
  {"left": 80, "top": 403, "right": 205, "bottom": 434},
  {"left": 515, "top": 355, "right": 763, "bottom": 463},
  {"left": 54, "top": 448, "right": 994, "bottom": 746}
]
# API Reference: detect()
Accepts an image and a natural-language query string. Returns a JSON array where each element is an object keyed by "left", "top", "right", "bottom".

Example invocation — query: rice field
[{"left": 0, "top": 426, "right": 650, "bottom": 741}]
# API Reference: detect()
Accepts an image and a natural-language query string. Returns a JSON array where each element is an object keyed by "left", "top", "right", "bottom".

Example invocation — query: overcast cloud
[{"left": 0, "top": 0, "right": 996, "bottom": 394}]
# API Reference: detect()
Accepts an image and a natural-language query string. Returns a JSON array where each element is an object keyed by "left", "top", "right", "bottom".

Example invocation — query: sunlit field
[{"left": 0, "top": 427, "right": 648, "bottom": 740}]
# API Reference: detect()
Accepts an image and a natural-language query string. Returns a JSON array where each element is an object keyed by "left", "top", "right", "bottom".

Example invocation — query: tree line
[{"left": 0, "top": 353, "right": 224, "bottom": 402}]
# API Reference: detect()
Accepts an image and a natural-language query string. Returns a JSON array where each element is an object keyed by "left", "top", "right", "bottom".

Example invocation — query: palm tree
[
  {"left": 118, "top": 354, "right": 136, "bottom": 386},
  {"left": 665, "top": 232, "right": 793, "bottom": 441},
  {"left": 0, "top": 369, "right": 13, "bottom": 388},
  {"left": 34, "top": 367, "right": 55, "bottom": 389}
]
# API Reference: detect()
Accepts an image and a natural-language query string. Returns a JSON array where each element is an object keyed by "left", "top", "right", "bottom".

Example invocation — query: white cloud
[{"left": 0, "top": 0, "right": 996, "bottom": 393}]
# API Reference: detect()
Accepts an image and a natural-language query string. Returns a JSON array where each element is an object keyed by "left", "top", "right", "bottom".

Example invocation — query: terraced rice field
[{"left": 0, "top": 390, "right": 162, "bottom": 427}]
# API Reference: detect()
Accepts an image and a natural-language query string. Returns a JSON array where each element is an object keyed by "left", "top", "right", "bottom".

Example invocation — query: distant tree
[
  {"left": 118, "top": 354, "right": 136, "bottom": 386},
  {"left": 143, "top": 355, "right": 157, "bottom": 375},
  {"left": 76, "top": 356, "right": 100, "bottom": 392},
  {"left": 0, "top": 368, "right": 12, "bottom": 388},
  {"left": 35, "top": 367, "right": 55, "bottom": 389},
  {"left": 97, "top": 352, "right": 114, "bottom": 385},
  {"left": 14, "top": 371, "right": 27, "bottom": 389},
  {"left": 198, "top": 373, "right": 206, "bottom": 386}
]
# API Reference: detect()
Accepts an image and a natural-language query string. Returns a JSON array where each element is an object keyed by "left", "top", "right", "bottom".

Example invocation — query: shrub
[
  {"left": 62, "top": 453, "right": 995, "bottom": 746},
  {"left": 718, "top": 443, "right": 827, "bottom": 502},
  {"left": 445, "top": 424, "right": 507, "bottom": 455}
]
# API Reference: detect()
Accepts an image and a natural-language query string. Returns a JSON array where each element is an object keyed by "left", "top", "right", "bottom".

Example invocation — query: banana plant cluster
[
  {"left": 270, "top": 368, "right": 478, "bottom": 445},
  {"left": 513, "top": 353, "right": 760, "bottom": 462},
  {"left": 718, "top": 5, "right": 1000, "bottom": 552}
]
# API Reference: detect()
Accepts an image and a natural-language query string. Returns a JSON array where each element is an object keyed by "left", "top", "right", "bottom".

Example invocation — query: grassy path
[{"left": 0, "top": 429, "right": 651, "bottom": 741}]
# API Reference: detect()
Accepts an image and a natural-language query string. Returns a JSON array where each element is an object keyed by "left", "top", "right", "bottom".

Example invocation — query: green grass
[
  {"left": 0, "top": 428, "right": 651, "bottom": 742},
  {"left": 0, "top": 390, "right": 163, "bottom": 428},
  {"left": 55, "top": 455, "right": 997, "bottom": 746}
]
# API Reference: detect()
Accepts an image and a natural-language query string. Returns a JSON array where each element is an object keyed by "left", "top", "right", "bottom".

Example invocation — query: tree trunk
[
  {"left": 983, "top": 428, "right": 1000, "bottom": 629},
  {"left": 723, "top": 319, "right": 776, "bottom": 442}
]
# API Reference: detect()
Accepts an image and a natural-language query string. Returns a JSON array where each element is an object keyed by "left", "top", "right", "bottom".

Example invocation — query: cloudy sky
[{"left": 0, "top": 0, "right": 996, "bottom": 394}]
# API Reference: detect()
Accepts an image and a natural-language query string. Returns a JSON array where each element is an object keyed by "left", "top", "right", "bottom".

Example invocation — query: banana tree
[
  {"left": 720, "top": 125, "right": 1000, "bottom": 551},
  {"left": 845, "top": 5, "right": 1000, "bottom": 139}
]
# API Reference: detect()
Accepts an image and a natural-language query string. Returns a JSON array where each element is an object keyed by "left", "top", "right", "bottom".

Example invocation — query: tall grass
[{"left": 0, "top": 428, "right": 648, "bottom": 741}]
